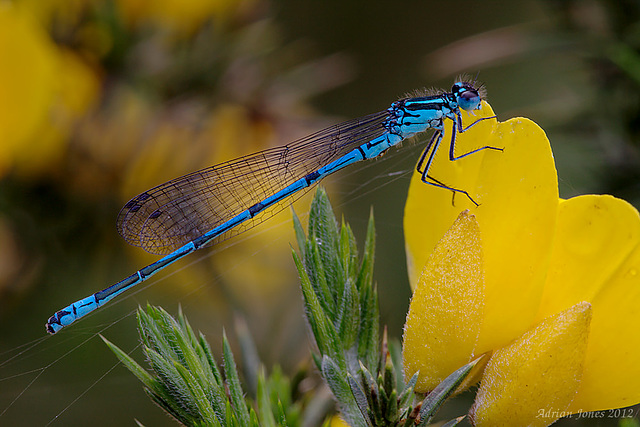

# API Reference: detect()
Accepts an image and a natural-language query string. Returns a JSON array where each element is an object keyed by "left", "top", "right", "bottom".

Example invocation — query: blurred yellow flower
[
  {"left": 87, "top": 94, "right": 315, "bottom": 313},
  {"left": 402, "top": 101, "right": 640, "bottom": 426},
  {"left": 116, "top": 0, "right": 250, "bottom": 34},
  {"left": 0, "top": 2, "right": 100, "bottom": 179},
  {"left": 0, "top": 3, "right": 56, "bottom": 176}
]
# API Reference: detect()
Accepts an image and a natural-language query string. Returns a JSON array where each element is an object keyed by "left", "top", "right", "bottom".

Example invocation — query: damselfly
[{"left": 46, "top": 79, "right": 501, "bottom": 334}]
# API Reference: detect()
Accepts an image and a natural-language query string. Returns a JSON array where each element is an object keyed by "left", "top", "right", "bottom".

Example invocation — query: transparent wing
[{"left": 117, "top": 111, "right": 390, "bottom": 254}]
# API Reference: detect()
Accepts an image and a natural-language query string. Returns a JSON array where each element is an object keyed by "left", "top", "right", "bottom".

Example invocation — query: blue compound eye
[{"left": 457, "top": 89, "right": 481, "bottom": 111}]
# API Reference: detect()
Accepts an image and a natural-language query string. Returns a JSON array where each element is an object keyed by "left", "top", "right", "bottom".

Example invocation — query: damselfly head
[{"left": 451, "top": 81, "right": 483, "bottom": 111}]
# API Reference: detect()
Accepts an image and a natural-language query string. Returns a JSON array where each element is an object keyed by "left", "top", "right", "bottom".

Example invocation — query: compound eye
[{"left": 458, "top": 89, "right": 480, "bottom": 111}]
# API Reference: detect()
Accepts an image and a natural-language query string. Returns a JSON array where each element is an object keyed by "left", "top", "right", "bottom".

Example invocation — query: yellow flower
[
  {"left": 402, "top": 101, "right": 640, "bottom": 426},
  {"left": 0, "top": 3, "right": 56, "bottom": 176},
  {"left": 0, "top": 3, "right": 100, "bottom": 179},
  {"left": 96, "top": 96, "right": 316, "bottom": 313},
  {"left": 116, "top": 0, "right": 250, "bottom": 35}
]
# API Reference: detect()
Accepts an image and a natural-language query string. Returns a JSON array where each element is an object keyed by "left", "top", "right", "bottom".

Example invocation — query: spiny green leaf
[
  {"left": 293, "top": 249, "right": 330, "bottom": 357},
  {"left": 177, "top": 305, "right": 200, "bottom": 351},
  {"left": 441, "top": 415, "right": 466, "bottom": 427},
  {"left": 356, "top": 209, "right": 376, "bottom": 292},
  {"left": 308, "top": 238, "right": 336, "bottom": 316},
  {"left": 347, "top": 373, "right": 373, "bottom": 427},
  {"left": 382, "top": 348, "right": 396, "bottom": 398},
  {"left": 345, "top": 221, "right": 359, "bottom": 283},
  {"left": 249, "top": 407, "right": 261, "bottom": 427},
  {"left": 139, "top": 305, "right": 183, "bottom": 365},
  {"left": 339, "top": 219, "right": 358, "bottom": 285},
  {"left": 359, "top": 362, "right": 381, "bottom": 424},
  {"left": 308, "top": 188, "right": 343, "bottom": 299},
  {"left": 294, "top": 249, "right": 346, "bottom": 369},
  {"left": 308, "top": 188, "right": 340, "bottom": 255},
  {"left": 173, "top": 360, "right": 219, "bottom": 423},
  {"left": 336, "top": 278, "right": 360, "bottom": 349},
  {"left": 398, "top": 372, "right": 418, "bottom": 409},
  {"left": 222, "top": 331, "right": 250, "bottom": 426},
  {"left": 173, "top": 322, "right": 212, "bottom": 397},
  {"left": 322, "top": 356, "right": 368, "bottom": 427},
  {"left": 292, "top": 207, "right": 307, "bottom": 258},
  {"left": 385, "top": 389, "right": 398, "bottom": 422},
  {"left": 144, "top": 386, "right": 191, "bottom": 425},
  {"left": 388, "top": 338, "right": 405, "bottom": 394},
  {"left": 357, "top": 282, "right": 379, "bottom": 371},
  {"left": 257, "top": 368, "right": 277, "bottom": 427},
  {"left": 377, "top": 383, "right": 388, "bottom": 425},
  {"left": 199, "top": 331, "right": 223, "bottom": 386},
  {"left": 196, "top": 332, "right": 227, "bottom": 419},
  {"left": 234, "top": 315, "right": 260, "bottom": 397},
  {"left": 101, "top": 335, "right": 154, "bottom": 389},
  {"left": 417, "top": 357, "right": 483, "bottom": 427},
  {"left": 145, "top": 346, "right": 197, "bottom": 419}
]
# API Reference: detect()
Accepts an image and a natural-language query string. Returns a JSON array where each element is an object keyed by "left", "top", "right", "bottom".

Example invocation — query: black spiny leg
[
  {"left": 415, "top": 128, "right": 479, "bottom": 206},
  {"left": 450, "top": 113, "right": 502, "bottom": 161}
]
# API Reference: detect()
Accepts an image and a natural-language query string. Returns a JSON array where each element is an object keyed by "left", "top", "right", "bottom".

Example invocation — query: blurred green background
[{"left": 1, "top": 0, "right": 639, "bottom": 425}]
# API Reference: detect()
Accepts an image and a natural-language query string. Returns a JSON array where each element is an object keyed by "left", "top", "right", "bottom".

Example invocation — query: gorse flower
[
  {"left": 402, "top": 101, "right": 640, "bottom": 426},
  {"left": 0, "top": 2, "right": 99, "bottom": 179},
  {"left": 0, "top": 0, "right": 343, "bottom": 321}
]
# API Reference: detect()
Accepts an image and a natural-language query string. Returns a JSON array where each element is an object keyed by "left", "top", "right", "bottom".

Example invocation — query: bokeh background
[{"left": 1, "top": 0, "right": 639, "bottom": 425}]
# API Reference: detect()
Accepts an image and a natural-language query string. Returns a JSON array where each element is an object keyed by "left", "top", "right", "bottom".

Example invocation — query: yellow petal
[
  {"left": 532, "top": 194, "right": 640, "bottom": 411},
  {"left": 12, "top": 48, "right": 101, "bottom": 178},
  {"left": 404, "top": 101, "right": 559, "bottom": 353},
  {"left": 538, "top": 195, "right": 640, "bottom": 319},
  {"left": 116, "top": 0, "right": 243, "bottom": 34},
  {"left": 558, "top": 198, "right": 640, "bottom": 412},
  {"left": 403, "top": 211, "right": 484, "bottom": 392},
  {"left": 0, "top": 3, "right": 56, "bottom": 175},
  {"left": 470, "top": 302, "right": 592, "bottom": 427}
]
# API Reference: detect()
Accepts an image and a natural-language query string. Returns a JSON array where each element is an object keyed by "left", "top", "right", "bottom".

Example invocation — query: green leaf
[
  {"left": 308, "top": 187, "right": 343, "bottom": 301},
  {"left": 417, "top": 357, "right": 483, "bottom": 427},
  {"left": 441, "top": 416, "right": 466, "bottom": 427},
  {"left": 292, "top": 207, "right": 307, "bottom": 259},
  {"left": 174, "top": 321, "right": 212, "bottom": 396},
  {"left": 339, "top": 219, "right": 358, "bottom": 285},
  {"left": 380, "top": 336, "right": 396, "bottom": 401},
  {"left": 101, "top": 335, "right": 154, "bottom": 389},
  {"left": 388, "top": 338, "right": 405, "bottom": 395},
  {"left": 146, "top": 346, "right": 197, "bottom": 421},
  {"left": 257, "top": 368, "right": 277, "bottom": 427},
  {"left": 294, "top": 249, "right": 346, "bottom": 370},
  {"left": 347, "top": 373, "right": 373, "bottom": 426},
  {"left": 222, "top": 331, "right": 250, "bottom": 426},
  {"left": 356, "top": 209, "right": 376, "bottom": 293},
  {"left": 398, "top": 372, "right": 418, "bottom": 410},
  {"left": 138, "top": 305, "right": 177, "bottom": 362},
  {"left": 356, "top": 212, "right": 379, "bottom": 371},
  {"left": 322, "top": 355, "right": 368, "bottom": 427},
  {"left": 336, "top": 278, "right": 360, "bottom": 350},
  {"left": 234, "top": 315, "right": 260, "bottom": 397},
  {"left": 293, "top": 249, "right": 330, "bottom": 357},
  {"left": 173, "top": 360, "right": 219, "bottom": 423},
  {"left": 144, "top": 386, "right": 192, "bottom": 425},
  {"left": 384, "top": 389, "right": 398, "bottom": 422},
  {"left": 357, "top": 281, "right": 379, "bottom": 371},
  {"left": 307, "top": 237, "right": 336, "bottom": 317},
  {"left": 358, "top": 362, "right": 382, "bottom": 424}
]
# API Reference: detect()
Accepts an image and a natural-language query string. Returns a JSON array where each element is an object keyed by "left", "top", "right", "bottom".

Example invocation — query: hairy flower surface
[{"left": 403, "top": 101, "right": 640, "bottom": 426}]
